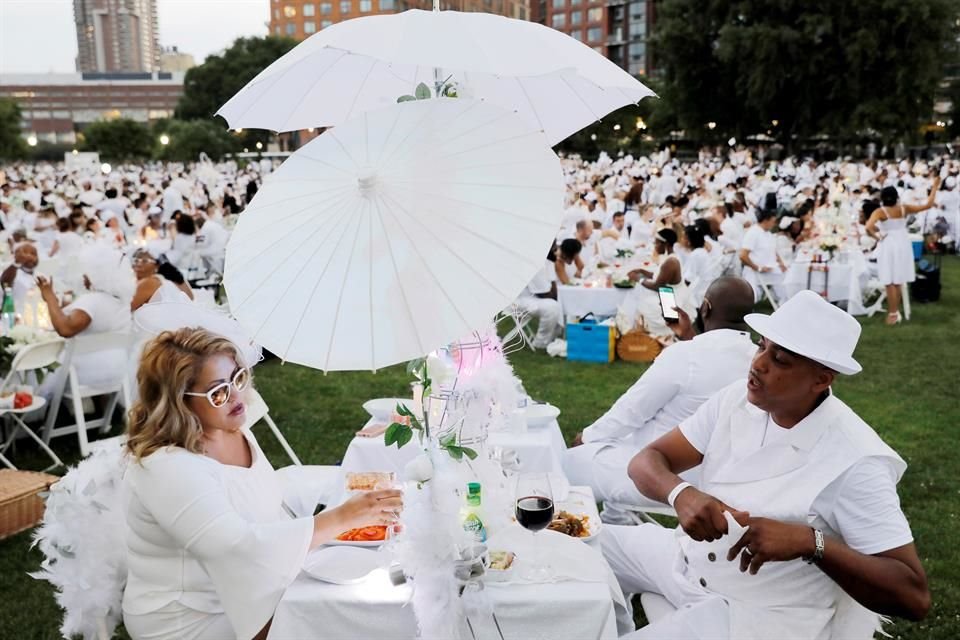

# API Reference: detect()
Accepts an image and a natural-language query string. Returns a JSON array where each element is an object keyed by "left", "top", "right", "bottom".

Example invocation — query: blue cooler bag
[{"left": 567, "top": 314, "right": 616, "bottom": 363}]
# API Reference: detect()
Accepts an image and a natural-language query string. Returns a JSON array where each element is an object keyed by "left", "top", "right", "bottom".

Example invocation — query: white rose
[
  {"left": 403, "top": 453, "right": 434, "bottom": 483},
  {"left": 426, "top": 353, "right": 457, "bottom": 387}
]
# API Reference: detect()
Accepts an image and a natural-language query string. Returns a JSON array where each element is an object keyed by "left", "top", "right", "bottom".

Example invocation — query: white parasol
[
  {"left": 216, "top": 9, "right": 655, "bottom": 145},
  {"left": 133, "top": 302, "right": 263, "bottom": 367},
  {"left": 223, "top": 98, "right": 564, "bottom": 372}
]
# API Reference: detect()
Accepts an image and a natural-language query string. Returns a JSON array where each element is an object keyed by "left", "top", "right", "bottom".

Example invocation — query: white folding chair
[
  {"left": 244, "top": 387, "right": 303, "bottom": 466},
  {"left": 0, "top": 338, "right": 66, "bottom": 470},
  {"left": 496, "top": 304, "right": 536, "bottom": 352},
  {"left": 43, "top": 331, "right": 133, "bottom": 457},
  {"left": 758, "top": 280, "right": 781, "bottom": 310}
]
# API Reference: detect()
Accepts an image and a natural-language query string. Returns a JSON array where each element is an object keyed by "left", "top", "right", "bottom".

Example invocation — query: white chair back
[
  {"left": 242, "top": 387, "right": 302, "bottom": 465},
  {"left": 3, "top": 338, "right": 65, "bottom": 386},
  {"left": 67, "top": 330, "right": 132, "bottom": 358}
]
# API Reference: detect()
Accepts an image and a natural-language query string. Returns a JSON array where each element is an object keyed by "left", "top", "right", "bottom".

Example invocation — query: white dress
[
  {"left": 148, "top": 275, "right": 191, "bottom": 304},
  {"left": 122, "top": 428, "right": 313, "bottom": 640},
  {"left": 876, "top": 210, "right": 915, "bottom": 285}
]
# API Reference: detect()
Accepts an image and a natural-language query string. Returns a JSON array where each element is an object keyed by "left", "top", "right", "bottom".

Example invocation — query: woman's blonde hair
[{"left": 126, "top": 327, "right": 246, "bottom": 462}]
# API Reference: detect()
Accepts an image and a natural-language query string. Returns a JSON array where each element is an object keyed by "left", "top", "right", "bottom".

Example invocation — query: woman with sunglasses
[{"left": 122, "top": 328, "right": 403, "bottom": 640}]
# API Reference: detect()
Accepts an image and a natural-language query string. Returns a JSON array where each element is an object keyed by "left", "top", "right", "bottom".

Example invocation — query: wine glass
[{"left": 514, "top": 472, "right": 554, "bottom": 581}]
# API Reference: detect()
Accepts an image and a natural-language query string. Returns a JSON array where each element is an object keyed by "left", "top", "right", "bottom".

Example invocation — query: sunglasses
[{"left": 185, "top": 367, "right": 250, "bottom": 408}]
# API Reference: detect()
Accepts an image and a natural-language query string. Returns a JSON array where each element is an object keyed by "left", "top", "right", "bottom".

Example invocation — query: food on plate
[
  {"left": 547, "top": 510, "right": 591, "bottom": 538},
  {"left": 344, "top": 471, "right": 396, "bottom": 491},
  {"left": 488, "top": 551, "right": 515, "bottom": 571},
  {"left": 336, "top": 525, "right": 388, "bottom": 542},
  {"left": 613, "top": 279, "right": 636, "bottom": 289},
  {"left": 13, "top": 391, "right": 33, "bottom": 409}
]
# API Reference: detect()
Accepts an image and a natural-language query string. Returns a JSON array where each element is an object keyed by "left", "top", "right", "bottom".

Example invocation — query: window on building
[
  {"left": 360, "top": 0, "right": 372, "bottom": 11},
  {"left": 321, "top": 2, "right": 332, "bottom": 14},
  {"left": 341, "top": 0, "right": 352, "bottom": 12},
  {"left": 552, "top": 0, "right": 565, "bottom": 8},
  {"left": 551, "top": 13, "right": 566, "bottom": 28},
  {"left": 629, "top": 61, "right": 646, "bottom": 76},
  {"left": 274, "top": 24, "right": 282, "bottom": 35},
  {"left": 304, "top": 20, "right": 317, "bottom": 33},
  {"left": 629, "top": 20, "right": 646, "bottom": 38},
  {"left": 571, "top": 30, "right": 583, "bottom": 41},
  {"left": 587, "top": 27, "right": 601, "bottom": 42},
  {"left": 273, "top": 8, "right": 280, "bottom": 19},
  {"left": 570, "top": 0, "right": 581, "bottom": 5},
  {"left": 380, "top": 0, "right": 395, "bottom": 8},
  {"left": 570, "top": 10, "right": 581, "bottom": 25},
  {"left": 629, "top": 1, "right": 645, "bottom": 21},
  {"left": 283, "top": 5, "right": 297, "bottom": 17},
  {"left": 322, "top": 19, "right": 333, "bottom": 28},
  {"left": 286, "top": 22, "right": 297, "bottom": 35},
  {"left": 587, "top": 7, "right": 602, "bottom": 22},
  {"left": 303, "top": 3, "right": 315, "bottom": 16},
  {"left": 629, "top": 42, "right": 646, "bottom": 60}
]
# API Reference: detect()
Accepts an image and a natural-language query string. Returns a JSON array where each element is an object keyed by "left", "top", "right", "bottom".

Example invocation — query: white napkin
[
  {"left": 302, "top": 546, "right": 388, "bottom": 585},
  {"left": 723, "top": 511, "right": 750, "bottom": 546}
]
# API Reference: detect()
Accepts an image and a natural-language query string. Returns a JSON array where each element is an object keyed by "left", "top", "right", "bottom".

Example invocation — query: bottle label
[{"left": 463, "top": 514, "right": 486, "bottom": 542}]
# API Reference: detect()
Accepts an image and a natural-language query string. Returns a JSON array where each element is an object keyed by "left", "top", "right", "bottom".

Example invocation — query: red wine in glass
[{"left": 516, "top": 496, "right": 555, "bottom": 531}]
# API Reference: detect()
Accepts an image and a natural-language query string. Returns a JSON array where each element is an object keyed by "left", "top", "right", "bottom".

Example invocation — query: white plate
[
  {"left": 304, "top": 546, "right": 386, "bottom": 584},
  {"left": 362, "top": 397, "right": 413, "bottom": 423},
  {"left": 523, "top": 403, "right": 560, "bottom": 428}
]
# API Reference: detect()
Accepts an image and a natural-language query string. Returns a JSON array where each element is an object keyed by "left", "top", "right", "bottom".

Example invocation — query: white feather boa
[{"left": 30, "top": 440, "right": 128, "bottom": 640}]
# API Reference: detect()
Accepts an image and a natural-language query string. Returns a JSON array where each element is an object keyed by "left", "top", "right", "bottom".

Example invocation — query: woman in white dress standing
[
  {"left": 866, "top": 178, "right": 940, "bottom": 325},
  {"left": 122, "top": 328, "right": 403, "bottom": 640}
]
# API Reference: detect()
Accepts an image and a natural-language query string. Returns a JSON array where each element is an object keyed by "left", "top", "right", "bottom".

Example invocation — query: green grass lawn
[{"left": 2, "top": 257, "right": 958, "bottom": 639}]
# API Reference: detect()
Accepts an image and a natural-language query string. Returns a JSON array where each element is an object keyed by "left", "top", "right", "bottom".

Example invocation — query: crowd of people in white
[
  {"left": 518, "top": 149, "right": 958, "bottom": 350},
  {"left": 3, "top": 148, "right": 948, "bottom": 639}
]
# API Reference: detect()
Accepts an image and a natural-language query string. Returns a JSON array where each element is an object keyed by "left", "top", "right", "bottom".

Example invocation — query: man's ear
[{"left": 811, "top": 366, "right": 835, "bottom": 395}]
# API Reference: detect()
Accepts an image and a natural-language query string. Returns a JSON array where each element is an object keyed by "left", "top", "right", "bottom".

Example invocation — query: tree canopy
[
  {"left": 154, "top": 119, "right": 241, "bottom": 162},
  {"left": 652, "top": 0, "right": 960, "bottom": 144},
  {"left": 0, "top": 99, "right": 26, "bottom": 161},
  {"left": 175, "top": 36, "right": 298, "bottom": 124},
  {"left": 80, "top": 118, "right": 154, "bottom": 161}
]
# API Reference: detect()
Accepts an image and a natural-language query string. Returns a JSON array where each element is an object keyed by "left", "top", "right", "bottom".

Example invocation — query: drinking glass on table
[{"left": 515, "top": 472, "right": 554, "bottom": 581}]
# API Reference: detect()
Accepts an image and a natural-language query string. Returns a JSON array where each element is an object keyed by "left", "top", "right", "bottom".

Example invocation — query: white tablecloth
[
  {"left": 783, "top": 251, "right": 870, "bottom": 314},
  {"left": 340, "top": 419, "right": 566, "bottom": 478},
  {"left": 557, "top": 285, "right": 629, "bottom": 319},
  {"left": 272, "top": 503, "right": 624, "bottom": 640}
]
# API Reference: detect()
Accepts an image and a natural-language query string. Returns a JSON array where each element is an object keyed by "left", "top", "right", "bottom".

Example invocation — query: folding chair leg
[
  {"left": 901, "top": 283, "right": 911, "bottom": 321},
  {"left": 12, "top": 416, "right": 63, "bottom": 471},
  {"left": 0, "top": 451, "right": 15, "bottom": 470},
  {"left": 70, "top": 373, "right": 91, "bottom": 458},
  {"left": 759, "top": 281, "right": 779, "bottom": 310},
  {"left": 100, "top": 391, "right": 121, "bottom": 434},
  {"left": 263, "top": 414, "right": 302, "bottom": 466}
]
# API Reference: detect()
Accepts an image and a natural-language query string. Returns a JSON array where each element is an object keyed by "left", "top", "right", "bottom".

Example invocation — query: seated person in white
[
  {"left": 553, "top": 238, "right": 583, "bottom": 285},
  {"left": 122, "top": 328, "right": 403, "bottom": 640},
  {"left": 0, "top": 241, "right": 40, "bottom": 308},
  {"left": 739, "top": 210, "right": 787, "bottom": 303},
  {"left": 515, "top": 245, "right": 562, "bottom": 350},
  {"left": 130, "top": 248, "right": 194, "bottom": 311},
  {"left": 564, "top": 278, "right": 755, "bottom": 518},
  {"left": 36, "top": 248, "right": 134, "bottom": 396},
  {"left": 603, "top": 291, "right": 928, "bottom": 639}
]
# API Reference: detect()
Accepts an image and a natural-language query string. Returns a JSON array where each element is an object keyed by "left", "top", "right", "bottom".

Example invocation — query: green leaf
[
  {"left": 406, "top": 357, "right": 426, "bottom": 375},
  {"left": 440, "top": 432, "right": 456, "bottom": 448},
  {"left": 396, "top": 427, "right": 413, "bottom": 448},
  {"left": 415, "top": 83, "right": 432, "bottom": 100},
  {"left": 461, "top": 446, "right": 478, "bottom": 460},
  {"left": 446, "top": 446, "right": 464, "bottom": 461},
  {"left": 384, "top": 422, "right": 407, "bottom": 447},
  {"left": 397, "top": 95, "right": 417, "bottom": 103},
  {"left": 396, "top": 403, "right": 413, "bottom": 417}
]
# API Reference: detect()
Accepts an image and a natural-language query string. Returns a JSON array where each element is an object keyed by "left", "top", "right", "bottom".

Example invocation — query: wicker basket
[
  {"left": 616, "top": 329, "right": 663, "bottom": 362},
  {"left": 0, "top": 469, "right": 58, "bottom": 540}
]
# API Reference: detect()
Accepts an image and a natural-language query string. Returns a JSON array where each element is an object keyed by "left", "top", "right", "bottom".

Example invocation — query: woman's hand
[
  {"left": 334, "top": 489, "right": 404, "bottom": 530},
  {"left": 35, "top": 275, "right": 56, "bottom": 302}
]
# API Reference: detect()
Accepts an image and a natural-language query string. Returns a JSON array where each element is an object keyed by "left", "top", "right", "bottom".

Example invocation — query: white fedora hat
[{"left": 745, "top": 290, "right": 862, "bottom": 375}]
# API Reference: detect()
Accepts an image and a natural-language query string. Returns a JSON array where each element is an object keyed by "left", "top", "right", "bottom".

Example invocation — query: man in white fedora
[{"left": 602, "top": 290, "right": 929, "bottom": 639}]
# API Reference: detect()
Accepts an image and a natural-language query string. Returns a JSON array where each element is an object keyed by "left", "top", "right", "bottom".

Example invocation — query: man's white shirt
[{"left": 582, "top": 329, "right": 756, "bottom": 447}]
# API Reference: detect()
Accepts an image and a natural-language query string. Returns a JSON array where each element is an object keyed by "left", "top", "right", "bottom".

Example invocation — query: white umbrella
[
  {"left": 216, "top": 10, "right": 654, "bottom": 145},
  {"left": 223, "top": 98, "right": 563, "bottom": 372},
  {"left": 133, "top": 302, "right": 263, "bottom": 366}
]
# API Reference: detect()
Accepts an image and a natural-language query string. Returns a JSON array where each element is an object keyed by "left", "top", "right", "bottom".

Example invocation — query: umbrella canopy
[
  {"left": 216, "top": 10, "right": 654, "bottom": 145},
  {"left": 133, "top": 302, "right": 263, "bottom": 366},
  {"left": 223, "top": 98, "right": 564, "bottom": 372}
]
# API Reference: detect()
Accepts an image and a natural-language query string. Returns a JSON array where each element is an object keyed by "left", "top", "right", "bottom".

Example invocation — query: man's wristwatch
[{"left": 805, "top": 528, "right": 825, "bottom": 564}]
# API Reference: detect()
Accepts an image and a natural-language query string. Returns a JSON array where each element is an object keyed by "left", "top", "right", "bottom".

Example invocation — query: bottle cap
[{"left": 466, "top": 482, "right": 481, "bottom": 505}]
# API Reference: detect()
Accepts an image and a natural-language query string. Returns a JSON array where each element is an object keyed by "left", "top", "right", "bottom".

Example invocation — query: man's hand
[
  {"left": 35, "top": 275, "right": 56, "bottom": 302},
  {"left": 674, "top": 487, "right": 748, "bottom": 542},
  {"left": 669, "top": 306, "right": 695, "bottom": 340},
  {"left": 571, "top": 431, "right": 584, "bottom": 447},
  {"left": 726, "top": 516, "right": 815, "bottom": 575}
]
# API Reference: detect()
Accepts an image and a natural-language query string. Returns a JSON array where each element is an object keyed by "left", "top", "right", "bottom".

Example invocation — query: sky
[{"left": 0, "top": 0, "right": 269, "bottom": 74}]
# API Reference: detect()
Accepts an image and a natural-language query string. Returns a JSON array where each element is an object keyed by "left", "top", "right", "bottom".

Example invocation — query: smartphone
[{"left": 659, "top": 286, "right": 679, "bottom": 322}]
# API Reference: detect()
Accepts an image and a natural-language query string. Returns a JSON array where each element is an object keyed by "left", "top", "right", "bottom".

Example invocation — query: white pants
[
  {"left": 124, "top": 602, "right": 235, "bottom": 640},
  {"left": 601, "top": 524, "right": 730, "bottom": 639},
  {"left": 516, "top": 295, "right": 562, "bottom": 348}
]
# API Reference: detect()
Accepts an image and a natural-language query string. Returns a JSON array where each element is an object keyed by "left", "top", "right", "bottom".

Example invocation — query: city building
[
  {"left": 159, "top": 46, "right": 196, "bottom": 73},
  {"left": 73, "top": 0, "right": 161, "bottom": 73},
  {"left": 268, "top": 0, "right": 529, "bottom": 41},
  {"left": 0, "top": 72, "right": 184, "bottom": 145}
]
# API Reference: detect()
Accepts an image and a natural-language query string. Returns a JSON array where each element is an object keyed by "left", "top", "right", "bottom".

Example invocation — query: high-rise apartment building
[
  {"left": 268, "top": 0, "right": 529, "bottom": 41},
  {"left": 532, "top": 0, "right": 656, "bottom": 78},
  {"left": 74, "top": 0, "right": 161, "bottom": 73},
  {"left": 159, "top": 46, "right": 196, "bottom": 73}
]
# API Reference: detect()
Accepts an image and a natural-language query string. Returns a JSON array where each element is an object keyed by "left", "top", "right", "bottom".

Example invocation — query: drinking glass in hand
[{"left": 515, "top": 472, "right": 554, "bottom": 581}]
